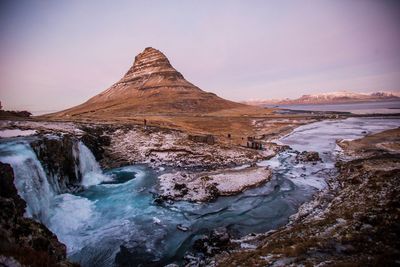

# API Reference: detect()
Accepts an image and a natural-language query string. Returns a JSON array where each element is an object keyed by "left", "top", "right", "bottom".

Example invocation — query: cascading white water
[
  {"left": 0, "top": 139, "right": 110, "bottom": 225},
  {"left": 75, "top": 141, "right": 111, "bottom": 187},
  {"left": 0, "top": 141, "right": 53, "bottom": 223}
]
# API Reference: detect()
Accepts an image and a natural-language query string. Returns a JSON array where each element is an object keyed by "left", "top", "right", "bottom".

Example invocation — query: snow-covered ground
[
  {"left": 0, "top": 129, "right": 37, "bottom": 138},
  {"left": 105, "top": 127, "right": 267, "bottom": 168},
  {"left": 158, "top": 166, "right": 272, "bottom": 202},
  {"left": 0, "top": 120, "right": 84, "bottom": 135}
]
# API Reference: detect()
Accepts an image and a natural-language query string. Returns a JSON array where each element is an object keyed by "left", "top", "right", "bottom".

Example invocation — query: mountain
[
  {"left": 244, "top": 91, "right": 400, "bottom": 106},
  {"left": 50, "top": 47, "right": 246, "bottom": 118}
]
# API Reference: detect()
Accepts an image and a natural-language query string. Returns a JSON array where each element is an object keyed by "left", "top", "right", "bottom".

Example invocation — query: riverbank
[
  {"left": 214, "top": 127, "right": 400, "bottom": 266},
  {"left": 1, "top": 116, "right": 399, "bottom": 267},
  {"left": 0, "top": 118, "right": 299, "bottom": 198}
]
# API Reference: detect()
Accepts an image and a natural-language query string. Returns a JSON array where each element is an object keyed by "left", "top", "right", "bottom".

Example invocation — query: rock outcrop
[
  {"left": 30, "top": 135, "right": 81, "bottom": 193},
  {"left": 295, "top": 151, "right": 322, "bottom": 163},
  {"left": 48, "top": 47, "right": 246, "bottom": 118},
  {"left": 116, "top": 47, "right": 198, "bottom": 90},
  {"left": 79, "top": 126, "right": 111, "bottom": 162},
  {"left": 0, "top": 162, "right": 77, "bottom": 267},
  {"left": 0, "top": 110, "right": 31, "bottom": 118}
]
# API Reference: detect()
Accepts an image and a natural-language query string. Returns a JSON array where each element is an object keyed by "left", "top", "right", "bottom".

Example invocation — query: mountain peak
[
  {"left": 119, "top": 47, "right": 186, "bottom": 87},
  {"left": 50, "top": 47, "right": 246, "bottom": 117},
  {"left": 135, "top": 47, "right": 169, "bottom": 65}
]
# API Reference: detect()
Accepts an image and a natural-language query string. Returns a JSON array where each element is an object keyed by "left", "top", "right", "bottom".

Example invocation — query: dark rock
[
  {"left": 79, "top": 126, "right": 111, "bottom": 162},
  {"left": 174, "top": 183, "right": 186, "bottom": 190},
  {"left": 0, "top": 110, "right": 31, "bottom": 118},
  {"left": 273, "top": 145, "right": 291, "bottom": 153},
  {"left": 0, "top": 162, "right": 26, "bottom": 216},
  {"left": 153, "top": 196, "right": 164, "bottom": 205},
  {"left": 192, "top": 227, "right": 232, "bottom": 257},
  {"left": 173, "top": 183, "right": 189, "bottom": 197},
  {"left": 205, "top": 183, "right": 220, "bottom": 201},
  {"left": 30, "top": 135, "right": 81, "bottom": 193},
  {"left": 296, "top": 151, "right": 322, "bottom": 163},
  {"left": 0, "top": 162, "right": 75, "bottom": 267},
  {"left": 115, "top": 244, "right": 159, "bottom": 267},
  {"left": 152, "top": 194, "right": 172, "bottom": 206}
]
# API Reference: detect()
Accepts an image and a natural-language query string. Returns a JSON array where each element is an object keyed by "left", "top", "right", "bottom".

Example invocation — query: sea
[{"left": 267, "top": 100, "right": 400, "bottom": 114}]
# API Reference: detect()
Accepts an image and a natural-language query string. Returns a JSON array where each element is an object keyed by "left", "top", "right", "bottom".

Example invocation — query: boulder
[
  {"left": 192, "top": 227, "right": 232, "bottom": 256},
  {"left": 296, "top": 151, "right": 322, "bottom": 163}
]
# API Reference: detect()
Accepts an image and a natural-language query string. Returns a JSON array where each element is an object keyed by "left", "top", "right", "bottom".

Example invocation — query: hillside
[{"left": 48, "top": 47, "right": 249, "bottom": 118}]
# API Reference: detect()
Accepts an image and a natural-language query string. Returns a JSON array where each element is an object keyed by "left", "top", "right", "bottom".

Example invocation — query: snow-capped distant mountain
[{"left": 243, "top": 91, "right": 400, "bottom": 106}]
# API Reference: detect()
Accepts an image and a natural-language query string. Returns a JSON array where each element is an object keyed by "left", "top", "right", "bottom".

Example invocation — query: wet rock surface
[
  {"left": 192, "top": 228, "right": 232, "bottom": 256},
  {"left": 31, "top": 135, "right": 81, "bottom": 193},
  {"left": 184, "top": 228, "right": 233, "bottom": 266},
  {"left": 0, "top": 162, "right": 26, "bottom": 215},
  {"left": 0, "top": 162, "right": 77, "bottom": 267},
  {"left": 79, "top": 126, "right": 111, "bottom": 162}
]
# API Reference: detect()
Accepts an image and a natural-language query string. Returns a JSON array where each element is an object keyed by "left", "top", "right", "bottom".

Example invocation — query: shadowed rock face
[
  {"left": 0, "top": 162, "right": 75, "bottom": 267},
  {"left": 49, "top": 47, "right": 245, "bottom": 117},
  {"left": 30, "top": 135, "right": 82, "bottom": 193}
]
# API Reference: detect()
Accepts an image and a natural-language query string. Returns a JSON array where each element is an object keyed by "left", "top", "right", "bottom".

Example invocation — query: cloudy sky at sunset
[{"left": 1, "top": 0, "right": 399, "bottom": 112}]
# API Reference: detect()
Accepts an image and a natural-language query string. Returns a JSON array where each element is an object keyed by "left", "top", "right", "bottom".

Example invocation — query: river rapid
[{"left": 0, "top": 117, "right": 399, "bottom": 266}]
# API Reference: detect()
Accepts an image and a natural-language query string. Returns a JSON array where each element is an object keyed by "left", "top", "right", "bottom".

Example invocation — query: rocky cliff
[{"left": 0, "top": 162, "right": 77, "bottom": 267}]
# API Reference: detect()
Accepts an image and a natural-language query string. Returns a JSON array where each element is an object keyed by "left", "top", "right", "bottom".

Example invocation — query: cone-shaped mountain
[{"left": 53, "top": 47, "right": 245, "bottom": 117}]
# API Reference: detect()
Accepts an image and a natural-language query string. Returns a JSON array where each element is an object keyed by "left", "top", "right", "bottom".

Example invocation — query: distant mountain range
[{"left": 243, "top": 91, "right": 400, "bottom": 106}]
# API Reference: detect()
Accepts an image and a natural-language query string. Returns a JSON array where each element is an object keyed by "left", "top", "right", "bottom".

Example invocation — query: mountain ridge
[{"left": 243, "top": 91, "right": 400, "bottom": 106}]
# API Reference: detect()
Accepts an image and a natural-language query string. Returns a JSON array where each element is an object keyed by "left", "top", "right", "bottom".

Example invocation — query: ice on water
[{"left": 1, "top": 117, "right": 399, "bottom": 266}]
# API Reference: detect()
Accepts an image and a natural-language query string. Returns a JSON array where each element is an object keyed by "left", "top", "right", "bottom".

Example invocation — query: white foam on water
[
  {"left": 76, "top": 141, "right": 112, "bottom": 187},
  {"left": 0, "top": 142, "right": 53, "bottom": 222},
  {"left": 48, "top": 193, "right": 98, "bottom": 253}
]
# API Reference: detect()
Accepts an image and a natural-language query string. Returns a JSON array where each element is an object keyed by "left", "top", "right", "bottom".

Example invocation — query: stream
[{"left": 0, "top": 117, "right": 399, "bottom": 266}]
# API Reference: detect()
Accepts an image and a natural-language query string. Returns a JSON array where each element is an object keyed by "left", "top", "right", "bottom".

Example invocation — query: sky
[{"left": 0, "top": 0, "right": 400, "bottom": 112}]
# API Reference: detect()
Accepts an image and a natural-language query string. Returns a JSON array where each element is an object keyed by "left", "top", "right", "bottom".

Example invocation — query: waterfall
[
  {"left": 0, "top": 141, "right": 53, "bottom": 223},
  {"left": 0, "top": 138, "right": 110, "bottom": 225},
  {"left": 75, "top": 141, "right": 111, "bottom": 187}
]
